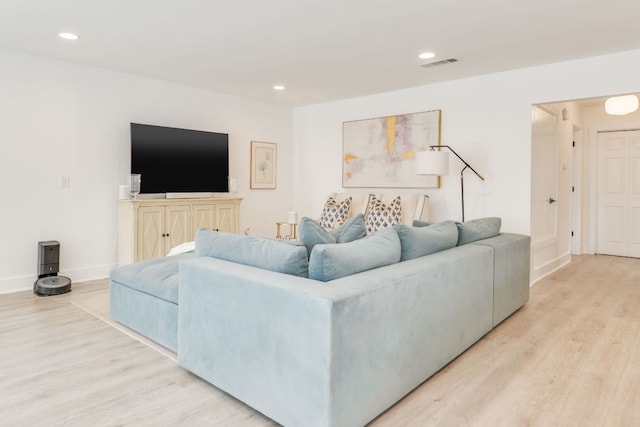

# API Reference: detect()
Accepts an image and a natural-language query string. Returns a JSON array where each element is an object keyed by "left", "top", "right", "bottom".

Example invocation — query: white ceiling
[{"left": 1, "top": 0, "right": 639, "bottom": 107}]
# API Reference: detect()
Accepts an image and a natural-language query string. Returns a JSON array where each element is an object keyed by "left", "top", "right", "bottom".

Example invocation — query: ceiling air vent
[{"left": 420, "top": 58, "right": 458, "bottom": 69}]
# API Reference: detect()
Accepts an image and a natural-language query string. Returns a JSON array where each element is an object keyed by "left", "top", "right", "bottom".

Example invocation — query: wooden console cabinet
[{"left": 118, "top": 197, "right": 242, "bottom": 265}]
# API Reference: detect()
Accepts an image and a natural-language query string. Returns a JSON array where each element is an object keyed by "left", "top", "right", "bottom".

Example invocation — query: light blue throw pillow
[
  {"left": 456, "top": 217, "right": 502, "bottom": 245},
  {"left": 329, "top": 213, "right": 367, "bottom": 243},
  {"left": 298, "top": 214, "right": 367, "bottom": 255},
  {"left": 308, "top": 226, "right": 401, "bottom": 282},
  {"left": 394, "top": 220, "right": 459, "bottom": 261},
  {"left": 298, "top": 217, "right": 337, "bottom": 254},
  {"left": 195, "top": 229, "right": 309, "bottom": 277}
]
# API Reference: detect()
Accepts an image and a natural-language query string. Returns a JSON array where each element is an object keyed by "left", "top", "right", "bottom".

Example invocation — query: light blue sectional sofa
[{"left": 110, "top": 218, "right": 530, "bottom": 427}]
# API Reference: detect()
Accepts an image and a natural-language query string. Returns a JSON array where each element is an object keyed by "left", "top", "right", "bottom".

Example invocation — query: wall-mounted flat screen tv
[{"left": 131, "top": 123, "right": 229, "bottom": 195}]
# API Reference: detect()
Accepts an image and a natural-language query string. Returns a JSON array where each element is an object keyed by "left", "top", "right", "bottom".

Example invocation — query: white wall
[
  {"left": 0, "top": 48, "right": 293, "bottom": 293},
  {"left": 292, "top": 49, "right": 640, "bottom": 257}
]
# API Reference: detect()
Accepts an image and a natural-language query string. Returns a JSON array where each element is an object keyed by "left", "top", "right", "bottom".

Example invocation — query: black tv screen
[{"left": 131, "top": 123, "right": 229, "bottom": 194}]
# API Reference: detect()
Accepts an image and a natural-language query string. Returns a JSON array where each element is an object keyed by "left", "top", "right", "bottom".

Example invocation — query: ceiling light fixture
[
  {"left": 605, "top": 95, "right": 639, "bottom": 115},
  {"left": 58, "top": 32, "right": 79, "bottom": 40},
  {"left": 273, "top": 85, "right": 285, "bottom": 91},
  {"left": 418, "top": 52, "right": 436, "bottom": 60}
]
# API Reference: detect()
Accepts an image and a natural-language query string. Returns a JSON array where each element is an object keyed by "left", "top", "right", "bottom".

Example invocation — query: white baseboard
[
  {"left": 0, "top": 263, "right": 116, "bottom": 295},
  {"left": 530, "top": 252, "right": 572, "bottom": 286}
]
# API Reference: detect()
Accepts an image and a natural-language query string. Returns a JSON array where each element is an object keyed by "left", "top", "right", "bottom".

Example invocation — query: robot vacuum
[
  {"left": 34, "top": 275, "right": 72, "bottom": 296},
  {"left": 34, "top": 240, "right": 72, "bottom": 296}
]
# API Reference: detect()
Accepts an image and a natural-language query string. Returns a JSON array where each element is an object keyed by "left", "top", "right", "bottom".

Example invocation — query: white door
[
  {"left": 597, "top": 130, "right": 640, "bottom": 257},
  {"left": 531, "top": 106, "right": 558, "bottom": 247}
]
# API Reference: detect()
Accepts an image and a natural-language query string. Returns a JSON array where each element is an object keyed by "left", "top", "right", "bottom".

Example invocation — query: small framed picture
[{"left": 250, "top": 141, "right": 277, "bottom": 189}]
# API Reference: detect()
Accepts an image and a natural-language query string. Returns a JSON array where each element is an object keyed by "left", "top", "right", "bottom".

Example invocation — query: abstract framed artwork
[
  {"left": 250, "top": 141, "right": 277, "bottom": 189},
  {"left": 342, "top": 109, "right": 441, "bottom": 188}
]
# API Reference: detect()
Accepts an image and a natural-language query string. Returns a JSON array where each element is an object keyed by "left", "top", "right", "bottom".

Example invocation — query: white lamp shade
[
  {"left": 415, "top": 150, "right": 450, "bottom": 175},
  {"left": 605, "top": 95, "right": 639, "bottom": 115}
]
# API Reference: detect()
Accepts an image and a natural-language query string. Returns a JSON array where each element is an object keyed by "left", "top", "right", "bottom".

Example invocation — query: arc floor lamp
[{"left": 415, "top": 145, "right": 485, "bottom": 222}]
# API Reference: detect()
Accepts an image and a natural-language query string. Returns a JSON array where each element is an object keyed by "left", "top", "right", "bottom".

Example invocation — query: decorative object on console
[
  {"left": 119, "top": 184, "right": 130, "bottom": 200},
  {"left": 228, "top": 176, "right": 238, "bottom": 194},
  {"left": 343, "top": 110, "right": 441, "bottom": 188},
  {"left": 415, "top": 145, "right": 485, "bottom": 222},
  {"left": 318, "top": 196, "right": 352, "bottom": 229},
  {"left": 250, "top": 141, "right": 277, "bottom": 189},
  {"left": 129, "top": 174, "right": 141, "bottom": 199},
  {"left": 364, "top": 194, "right": 402, "bottom": 234}
]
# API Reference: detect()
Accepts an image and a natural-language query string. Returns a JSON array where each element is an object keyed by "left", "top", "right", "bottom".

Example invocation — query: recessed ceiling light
[
  {"left": 58, "top": 32, "right": 79, "bottom": 40},
  {"left": 418, "top": 52, "right": 436, "bottom": 59},
  {"left": 273, "top": 85, "right": 285, "bottom": 90}
]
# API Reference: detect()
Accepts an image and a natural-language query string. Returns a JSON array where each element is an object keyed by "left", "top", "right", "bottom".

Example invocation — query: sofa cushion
[
  {"left": 298, "top": 217, "right": 337, "bottom": 254},
  {"left": 412, "top": 219, "right": 433, "bottom": 227},
  {"left": 364, "top": 194, "right": 402, "bottom": 234},
  {"left": 329, "top": 213, "right": 366, "bottom": 243},
  {"left": 394, "top": 220, "right": 459, "bottom": 261},
  {"left": 109, "top": 253, "right": 197, "bottom": 304},
  {"left": 319, "top": 196, "right": 352, "bottom": 229},
  {"left": 308, "top": 226, "right": 401, "bottom": 281},
  {"left": 456, "top": 217, "right": 502, "bottom": 245},
  {"left": 195, "top": 229, "right": 309, "bottom": 277},
  {"left": 298, "top": 214, "right": 367, "bottom": 255}
]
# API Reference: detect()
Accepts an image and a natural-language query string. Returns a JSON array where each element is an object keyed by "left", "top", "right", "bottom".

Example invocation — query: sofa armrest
[
  {"left": 178, "top": 257, "right": 334, "bottom": 426},
  {"left": 470, "top": 233, "right": 531, "bottom": 326}
]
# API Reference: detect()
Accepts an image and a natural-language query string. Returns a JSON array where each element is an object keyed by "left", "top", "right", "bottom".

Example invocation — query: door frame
[{"left": 572, "top": 127, "right": 583, "bottom": 254}]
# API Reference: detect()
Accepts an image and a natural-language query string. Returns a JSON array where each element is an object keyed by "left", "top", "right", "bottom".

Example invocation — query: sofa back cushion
[
  {"left": 308, "top": 226, "right": 401, "bottom": 282},
  {"left": 195, "top": 229, "right": 309, "bottom": 277},
  {"left": 456, "top": 217, "right": 502, "bottom": 245},
  {"left": 394, "top": 220, "right": 459, "bottom": 261}
]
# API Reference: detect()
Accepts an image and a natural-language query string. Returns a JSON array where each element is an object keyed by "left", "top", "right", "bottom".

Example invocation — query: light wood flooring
[{"left": 1, "top": 254, "right": 639, "bottom": 426}]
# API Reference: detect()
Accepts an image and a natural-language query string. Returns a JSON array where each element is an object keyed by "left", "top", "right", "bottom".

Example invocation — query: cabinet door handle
[{"left": 547, "top": 198, "right": 557, "bottom": 204}]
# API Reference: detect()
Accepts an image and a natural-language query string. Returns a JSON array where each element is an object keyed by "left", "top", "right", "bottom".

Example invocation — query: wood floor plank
[{"left": 1, "top": 254, "right": 639, "bottom": 426}]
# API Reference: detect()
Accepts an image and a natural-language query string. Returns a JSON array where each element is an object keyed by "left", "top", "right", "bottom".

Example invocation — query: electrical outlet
[{"left": 59, "top": 175, "right": 70, "bottom": 188}]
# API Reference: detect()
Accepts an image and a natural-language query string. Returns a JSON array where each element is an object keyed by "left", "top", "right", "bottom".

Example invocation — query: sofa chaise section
[
  {"left": 178, "top": 243, "right": 495, "bottom": 427},
  {"left": 109, "top": 253, "right": 196, "bottom": 352}
]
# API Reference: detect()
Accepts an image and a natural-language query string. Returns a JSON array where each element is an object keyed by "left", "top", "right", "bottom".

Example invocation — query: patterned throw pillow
[
  {"left": 364, "top": 195, "right": 402, "bottom": 234},
  {"left": 319, "top": 196, "right": 352, "bottom": 230}
]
